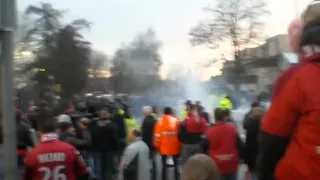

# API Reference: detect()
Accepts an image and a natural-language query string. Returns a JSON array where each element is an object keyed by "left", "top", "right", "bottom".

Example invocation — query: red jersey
[
  {"left": 24, "top": 134, "right": 88, "bottom": 180},
  {"left": 205, "top": 122, "right": 239, "bottom": 174}
]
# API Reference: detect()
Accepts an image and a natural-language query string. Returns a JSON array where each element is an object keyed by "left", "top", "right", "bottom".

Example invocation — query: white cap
[{"left": 57, "top": 114, "right": 72, "bottom": 124}]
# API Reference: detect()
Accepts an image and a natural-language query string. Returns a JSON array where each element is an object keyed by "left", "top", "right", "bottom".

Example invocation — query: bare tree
[
  {"left": 14, "top": 14, "right": 38, "bottom": 88},
  {"left": 189, "top": 0, "right": 269, "bottom": 89},
  {"left": 110, "top": 28, "right": 162, "bottom": 94}
]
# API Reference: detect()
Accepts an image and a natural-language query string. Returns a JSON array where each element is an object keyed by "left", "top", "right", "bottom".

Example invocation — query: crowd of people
[
  {"left": 10, "top": 1, "right": 320, "bottom": 180},
  {"left": 15, "top": 94, "right": 264, "bottom": 180}
]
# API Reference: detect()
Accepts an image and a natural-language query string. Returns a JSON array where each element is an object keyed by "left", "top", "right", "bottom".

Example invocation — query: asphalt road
[{"left": 154, "top": 154, "right": 246, "bottom": 180}]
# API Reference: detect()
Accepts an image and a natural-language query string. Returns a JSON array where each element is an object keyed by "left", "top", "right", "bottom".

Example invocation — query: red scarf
[{"left": 41, "top": 133, "right": 58, "bottom": 142}]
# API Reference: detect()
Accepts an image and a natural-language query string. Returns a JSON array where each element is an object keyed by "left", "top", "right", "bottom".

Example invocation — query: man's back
[
  {"left": 90, "top": 119, "right": 119, "bottom": 152},
  {"left": 205, "top": 123, "right": 239, "bottom": 174},
  {"left": 141, "top": 115, "right": 157, "bottom": 151},
  {"left": 154, "top": 115, "right": 181, "bottom": 155},
  {"left": 135, "top": 140, "right": 150, "bottom": 180},
  {"left": 123, "top": 139, "right": 150, "bottom": 180},
  {"left": 24, "top": 139, "right": 88, "bottom": 180}
]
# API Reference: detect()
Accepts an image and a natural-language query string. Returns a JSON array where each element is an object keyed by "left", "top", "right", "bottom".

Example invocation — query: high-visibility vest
[
  {"left": 118, "top": 109, "right": 125, "bottom": 115},
  {"left": 151, "top": 113, "right": 157, "bottom": 119},
  {"left": 179, "top": 110, "right": 188, "bottom": 121},
  {"left": 125, "top": 118, "right": 137, "bottom": 143},
  {"left": 153, "top": 115, "right": 181, "bottom": 155}
]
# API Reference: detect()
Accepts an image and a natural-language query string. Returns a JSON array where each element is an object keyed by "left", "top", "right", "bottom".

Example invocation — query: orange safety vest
[{"left": 153, "top": 114, "right": 181, "bottom": 155}]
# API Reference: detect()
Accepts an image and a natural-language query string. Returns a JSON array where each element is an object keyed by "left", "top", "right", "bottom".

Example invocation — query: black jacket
[
  {"left": 59, "top": 131, "right": 91, "bottom": 150},
  {"left": 112, "top": 111, "right": 126, "bottom": 139},
  {"left": 178, "top": 123, "right": 203, "bottom": 144},
  {"left": 141, "top": 115, "right": 157, "bottom": 152},
  {"left": 17, "top": 121, "right": 34, "bottom": 150},
  {"left": 90, "top": 119, "right": 119, "bottom": 152},
  {"left": 243, "top": 115, "right": 261, "bottom": 172}
]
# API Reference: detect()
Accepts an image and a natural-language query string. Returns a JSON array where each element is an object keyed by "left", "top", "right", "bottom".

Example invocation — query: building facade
[{"left": 221, "top": 34, "right": 298, "bottom": 95}]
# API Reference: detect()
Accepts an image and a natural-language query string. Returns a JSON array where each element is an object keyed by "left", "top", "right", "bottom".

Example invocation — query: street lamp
[{"left": 0, "top": 0, "right": 19, "bottom": 180}]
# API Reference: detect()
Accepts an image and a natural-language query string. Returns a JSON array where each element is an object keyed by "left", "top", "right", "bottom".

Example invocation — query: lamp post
[{"left": 0, "top": 0, "right": 19, "bottom": 180}]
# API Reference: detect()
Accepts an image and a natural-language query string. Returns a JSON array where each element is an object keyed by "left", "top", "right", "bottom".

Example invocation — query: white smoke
[{"left": 176, "top": 75, "right": 216, "bottom": 112}]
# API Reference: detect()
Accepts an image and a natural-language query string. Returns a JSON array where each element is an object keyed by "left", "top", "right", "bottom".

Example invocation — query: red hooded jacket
[
  {"left": 178, "top": 112, "right": 207, "bottom": 145},
  {"left": 259, "top": 45, "right": 320, "bottom": 180},
  {"left": 184, "top": 112, "right": 207, "bottom": 133}
]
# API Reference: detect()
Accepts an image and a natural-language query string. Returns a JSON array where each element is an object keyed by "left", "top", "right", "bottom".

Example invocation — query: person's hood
[{"left": 97, "top": 119, "right": 112, "bottom": 127}]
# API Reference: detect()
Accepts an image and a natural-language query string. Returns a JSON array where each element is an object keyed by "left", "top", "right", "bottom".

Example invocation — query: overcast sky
[{"left": 18, "top": 0, "right": 313, "bottom": 79}]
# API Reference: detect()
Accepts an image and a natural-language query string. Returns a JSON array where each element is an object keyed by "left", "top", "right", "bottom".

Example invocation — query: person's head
[
  {"left": 143, "top": 106, "right": 153, "bottom": 117},
  {"left": 58, "top": 122, "right": 74, "bottom": 134},
  {"left": 300, "top": 18, "right": 320, "bottom": 48},
  {"left": 251, "top": 101, "right": 260, "bottom": 108},
  {"left": 181, "top": 154, "right": 219, "bottom": 180},
  {"left": 164, "top": 107, "right": 173, "bottom": 115},
  {"left": 303, "top": 1, "right": 320, "bottom": 25},
  {"left": 196, "top": 101, "right": 201, "bottom": 106},
  {"left": 41, "top": 121, "right": 57, "bottom": 134},
  {"left": 288, "top": 1, "right": 320, "bottom": 54},
  {"left": 185, "top": 100, "right": 191, "bottom": 110},
  {"left": 222, "top": 109, "right": 231, "bottom": 118},
  {"left": 36, "top": 106, "right": 54, "bottom": 131},
  {"left": 99, "top": 110, "right": 109, "bottom": 120},
  {"left": 77, "top": 117, "right": 89, "bottom": 130},
  {"left": 250, "top": 107, "right": 263, "bottom": 120},
  {"left": 152, "top": 105, "right": 157, "bottom": 114},
  {"left": 188, "top": 104, "right": 197, "bottom": 113},
  {"left": 214, "top": 108, "right": 227, "bottom": 122},
  {"left": 57, "top": 114, "right": 74, "bottom": 134},
  {"left": 128, "top": 128, "right": 141, "bottom": 143},
  {"left": 60, "top": 101, "right": 74, "bottom": 114},
  {"left": 40, "top": 112, "right": 57, "bottom": 134},
  {"left": 66, "top": 103, "right": 75, "bottom": 114}
]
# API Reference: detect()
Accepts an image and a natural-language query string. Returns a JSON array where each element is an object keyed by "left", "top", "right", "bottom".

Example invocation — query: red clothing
[
  {"left": 184, "top": 112, "right": 207, "bottom": 133},
  {"left": 205, "top": 122, "right": 239, "bottom": 174},
  {"left": 17, "top": 149, "right": 27, "bottom": 156},
  {"left": 24, "top": 139, "right": 88, "bottom": 180},
  {"left": 261, "top": 45, "right": 320, "bottom": 180}
]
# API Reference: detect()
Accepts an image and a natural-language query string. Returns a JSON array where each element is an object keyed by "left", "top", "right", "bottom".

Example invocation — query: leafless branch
[{"left": 189, "top": 0, "right": 270, "bottom": 65}]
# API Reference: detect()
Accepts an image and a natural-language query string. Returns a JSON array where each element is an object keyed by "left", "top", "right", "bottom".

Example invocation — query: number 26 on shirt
[{"left": 39, "top": 165, "right": 66, "bottom": 180}]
